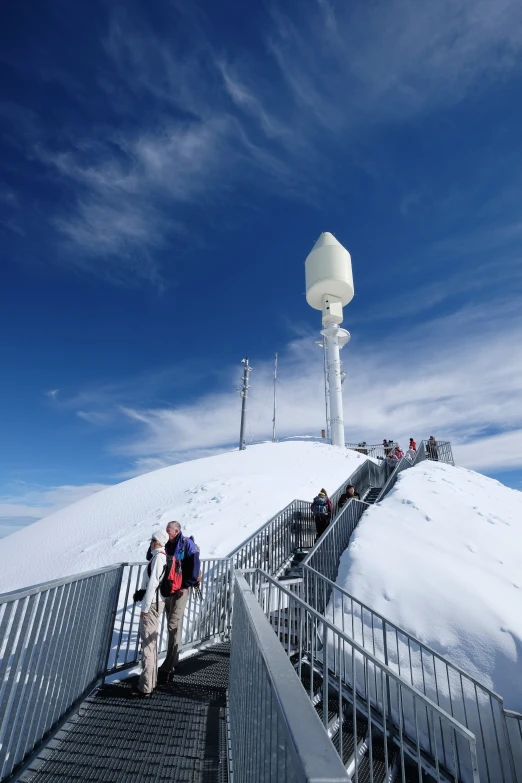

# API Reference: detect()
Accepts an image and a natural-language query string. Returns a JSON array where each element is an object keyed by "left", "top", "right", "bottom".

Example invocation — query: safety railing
[
  {"left": 246, "top": 570, "right": 481, "bottom": 783},
  {"left": 301, "top": 498, "right": 368, "bottom": 589},
  {"left": 107, "top": 557, "right": 233, "bottom": 674},
  {"left": 330, "top": 458, "right": 383, "bottom": 515},
  {"left": 346, "top": 442, "right": 397, "bottom": 461},
  {"left": 227, "top": 455, "right": 381, "bottom": 576},
  {"left": 0, "top": 565, "right": 122, "bottom": 782},
  {"left": 229, "top": 573, "right": 348, "bottom": 782},
  {"left": 227, "top": 500, "right": 315, "bottom": 576},
  {"left": 301, "top": 566, "right": 519, "bottom": 783},
  {"left": 376, "top": 444, "right": 425, "bottom": 502},
  {"left": 505, "top": 712, "right": 522, "bottom": 780},
  {"left": 422, "top": 440, "right": 454, "bottom": 465}
]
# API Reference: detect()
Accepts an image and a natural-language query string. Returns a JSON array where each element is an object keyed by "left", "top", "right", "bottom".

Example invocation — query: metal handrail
[
  {"left": 247, "top": 569, "right": 481, "bottom": 782},
  {"left": 301, "top": 565, "right": 517, "bottom": 783},
  {"left": 229, "top": 573, "right": 348, "bottom": 782},
  {"left": 0, "top": 565, "right": 123, "bottom": 781},
  {"left": 303, "top": 567, "right": 503, "bottom": 697},
  {"left": 376, "top": 442, "right": 426, "bottom": 502},
  {"left": 226, "top": 455, "right": 381, "bottom": 574},
  {"left": 0, "top": 564, "right": 122, "bottom": 604}
]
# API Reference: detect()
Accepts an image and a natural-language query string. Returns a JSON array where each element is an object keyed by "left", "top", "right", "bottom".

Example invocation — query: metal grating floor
[{"left": 25, "top": 643, "right": 230, "bottom": 783}]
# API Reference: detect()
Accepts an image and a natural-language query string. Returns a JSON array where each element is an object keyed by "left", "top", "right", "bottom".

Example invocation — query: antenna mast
[
  {"left": 238, "top": 358, "right": 252, "bottom": 450},
  {"left": 272, "top": 352, "right": 278, "bottom": 442}
]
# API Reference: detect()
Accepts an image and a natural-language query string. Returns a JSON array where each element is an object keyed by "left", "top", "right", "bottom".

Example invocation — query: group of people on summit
[{"left": 311, "top": 435, "right": 439, "bottom": 540}]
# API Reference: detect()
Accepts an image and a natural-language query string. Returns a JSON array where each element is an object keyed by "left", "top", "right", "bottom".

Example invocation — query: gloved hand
[{"left": 133, "top": 588, "right": 146, "bottom": 603}]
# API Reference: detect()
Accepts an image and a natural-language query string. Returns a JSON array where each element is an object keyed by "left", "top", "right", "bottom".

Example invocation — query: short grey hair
[{"left": 166, "top": 521, "right": 181, "bottom": 532}]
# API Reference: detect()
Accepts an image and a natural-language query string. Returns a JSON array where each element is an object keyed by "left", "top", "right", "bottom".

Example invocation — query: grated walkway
[{"left": 25, "top": 643, "right": 230, "bottom": 783}]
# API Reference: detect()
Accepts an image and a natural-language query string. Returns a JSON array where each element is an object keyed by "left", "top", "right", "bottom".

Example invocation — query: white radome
[{"left": 305, "top": 232, "right": 354, "bottom": 311}]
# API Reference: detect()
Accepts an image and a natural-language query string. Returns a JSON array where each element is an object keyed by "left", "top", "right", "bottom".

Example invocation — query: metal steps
[
  {"left": 363, "top": 486, "right": 381, "bottom": 505},
  {"left": 278, "top": 548, "right": 311, "bottom": 580},
  {"left": 290, "top": 658, "right": 443, "bottom": 782}
]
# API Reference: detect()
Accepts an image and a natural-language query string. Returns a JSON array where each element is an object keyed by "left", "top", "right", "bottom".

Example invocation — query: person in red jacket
[{"left": 409, "top": 438, "right": 417, "bottom": 451}]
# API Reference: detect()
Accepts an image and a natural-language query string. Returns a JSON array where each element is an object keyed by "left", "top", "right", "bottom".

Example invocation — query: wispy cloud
[
  {"left": 108, "top": 296, "right": 522, "bottom": 475},
  {"left": 7, "top": 0, "right": 521, "bottom": 285},
  {"left": 268, "top": 0, "right": 522, "bottom": 130}
]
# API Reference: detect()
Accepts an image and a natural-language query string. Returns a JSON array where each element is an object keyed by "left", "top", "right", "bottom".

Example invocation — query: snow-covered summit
[
  {"left": 0, "top": 440, "right": 364, "bottom": 593},
  {"left": 334, "top": 460, "right": 522, "bottom": 710}
]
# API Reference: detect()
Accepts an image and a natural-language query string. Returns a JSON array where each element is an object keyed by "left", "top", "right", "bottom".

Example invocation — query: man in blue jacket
[{"left": 146, "top": 520, "right": 200, "bottom": 684}]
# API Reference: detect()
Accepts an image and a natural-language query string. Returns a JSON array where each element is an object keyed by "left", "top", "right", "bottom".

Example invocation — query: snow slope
[
  {"left": 0, "top": 441, "right": 364, "bottom": 593},
  {"left": 333, "top": 460, "right": 522, "bottom": 710}
]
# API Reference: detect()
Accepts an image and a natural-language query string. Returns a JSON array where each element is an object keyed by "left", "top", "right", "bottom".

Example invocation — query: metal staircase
[{"left": 1, "top": 439, "right": 521, "bottom": 783}]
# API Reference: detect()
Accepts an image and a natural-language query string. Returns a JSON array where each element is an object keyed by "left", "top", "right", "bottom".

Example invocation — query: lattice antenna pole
[
  {"left": 238, "top": 358, "right": 252, "bottom": 450},
  {"left": 272, "top": 352, "right": 278, "bottom": 443}
]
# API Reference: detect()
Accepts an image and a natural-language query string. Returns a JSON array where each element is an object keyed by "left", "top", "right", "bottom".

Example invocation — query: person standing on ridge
[
  {"left": 132, "top": 528, "right": 169, "bottom": 698},
  {"left": 146, "top": 521, "right": 200, "bottom": 684},
  {"left": 311, "top": 488, "right": 332, "bottom": 541},
  {"left": 405, "top": 438, "right": 417, "bottom": 462},
  {"left": 427, "top": 435, "right": 439, "bottom": 461},
  {"left": 383, "top": 439, "right": 393, "bottom": 458}
]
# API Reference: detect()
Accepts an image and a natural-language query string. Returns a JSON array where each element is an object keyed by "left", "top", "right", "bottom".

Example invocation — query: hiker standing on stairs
[
  {"left": 311, "top": 489, "right": 332, "bottom": 542},
  {"left": 132, "top": 528, "right": 169, "bottom": 698},
  {"left": 146, "top": 521, "right": 201, "bottom": 685},
  {"left": 338, "top": 484, "right": 360, "bottom": 509}
]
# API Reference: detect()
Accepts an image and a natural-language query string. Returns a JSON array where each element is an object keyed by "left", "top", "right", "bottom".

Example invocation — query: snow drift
[
  {"left": 0, "top": 441, "right": 364, "bottom": 593},
  {"left": 333, "top": 460, "right": 522, "bottom": 711}
]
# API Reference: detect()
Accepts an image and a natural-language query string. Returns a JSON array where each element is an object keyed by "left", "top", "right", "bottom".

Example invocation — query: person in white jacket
[{"left": 132, "top": 528, "right": 168, "bottom": 698}]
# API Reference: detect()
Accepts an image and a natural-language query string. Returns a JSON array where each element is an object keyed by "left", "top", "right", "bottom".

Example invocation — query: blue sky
[{"left": 2, "top": 0, "right": 522, "bottom": 535}]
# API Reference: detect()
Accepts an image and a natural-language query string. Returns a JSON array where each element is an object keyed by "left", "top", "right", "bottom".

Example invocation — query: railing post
[{"left": 102, "top": 564, "right": 125, "bottom": 682}]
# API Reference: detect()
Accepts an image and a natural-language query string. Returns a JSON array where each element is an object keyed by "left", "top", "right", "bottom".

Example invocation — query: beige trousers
[
  {"left": 138, "top": 601, "right": 163, "bottom": 694},
  {"left": 158, "top": 589, "right": 190, "bottom": 673}
]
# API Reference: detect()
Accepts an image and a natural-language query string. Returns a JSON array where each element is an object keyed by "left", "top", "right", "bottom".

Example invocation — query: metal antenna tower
[
  {"left": 272, "top": 352, "right": 278, "bottom": 443},
  {"left": 238, "top": 358, "right": 252, "bottom": 450}
]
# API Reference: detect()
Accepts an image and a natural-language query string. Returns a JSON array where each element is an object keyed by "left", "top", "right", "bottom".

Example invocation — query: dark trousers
[{"left": 314, "top": 514, "right": 330, "bottom": 541}]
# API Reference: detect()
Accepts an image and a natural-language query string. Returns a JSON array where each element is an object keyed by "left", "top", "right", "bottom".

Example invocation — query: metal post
[
  {"left": 272, "top": 352, "right": 278, "bottom": 443},
  {"left": 322, "top": 324, "right": 344, "bottom": 447},
  {"left": 238, "top": 358, "right": 252, "bottom": 450}
]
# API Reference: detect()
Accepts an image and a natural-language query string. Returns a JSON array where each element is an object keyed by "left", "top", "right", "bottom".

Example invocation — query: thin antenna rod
[
  {"left": 238, "top": 357, "right": 252, "bottom": 450},
  {"left": 272, "top": 352, "right": 278, "bottom": 443}
]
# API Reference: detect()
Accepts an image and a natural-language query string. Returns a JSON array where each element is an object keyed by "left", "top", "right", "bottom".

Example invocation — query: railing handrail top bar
[
  {"left": 0, "top": 557, "right": 233, "bottom": 603},
  {"left": 301, "top": 497, "right": 369, "bottom": 567},
  {"left": 121, "top": 557, "right": 232, "bottom": 566},
  {"left": 234, "top": 572, "right": 349, "bottom": 781},
  {"left": 376, "top": 453, "right": 415, "bottom": 500},
  {"left": 251, "top": 568, "right": 477, "bottom": 743},
  {"left": 504, "top": 709, "right": 522, "bottom": 719},
  {"left": 0, "top": 563, "right": 123, "bottom": 603},
  {"left": 347, "top": 440, "right": 451, "bottom": 446},
  {"left": 300, "top": 562, "right": 505, "bottom": 703}
]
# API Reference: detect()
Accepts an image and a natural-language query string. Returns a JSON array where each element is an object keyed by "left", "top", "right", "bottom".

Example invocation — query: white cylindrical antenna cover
[{"left": 305, "top": 232, "right": 354, "bottom": 310}]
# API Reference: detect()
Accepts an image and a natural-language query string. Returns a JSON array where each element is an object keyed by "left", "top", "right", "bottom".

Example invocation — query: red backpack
[{"left": 158, "top": 555, "right": 183, "bottom": 597}]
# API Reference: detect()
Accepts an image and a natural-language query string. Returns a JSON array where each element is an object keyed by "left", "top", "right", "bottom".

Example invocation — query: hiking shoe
[
  {"left": 157, "top": 670, "right": 174, "bottom": 685},
  {"left": 130, "top": 688, "right": 152, "bottom": 699}
]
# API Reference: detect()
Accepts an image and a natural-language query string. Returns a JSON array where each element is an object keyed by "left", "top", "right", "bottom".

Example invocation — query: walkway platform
[{"left": 23, "top": 643, "right": 230, "bottom": 783}]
